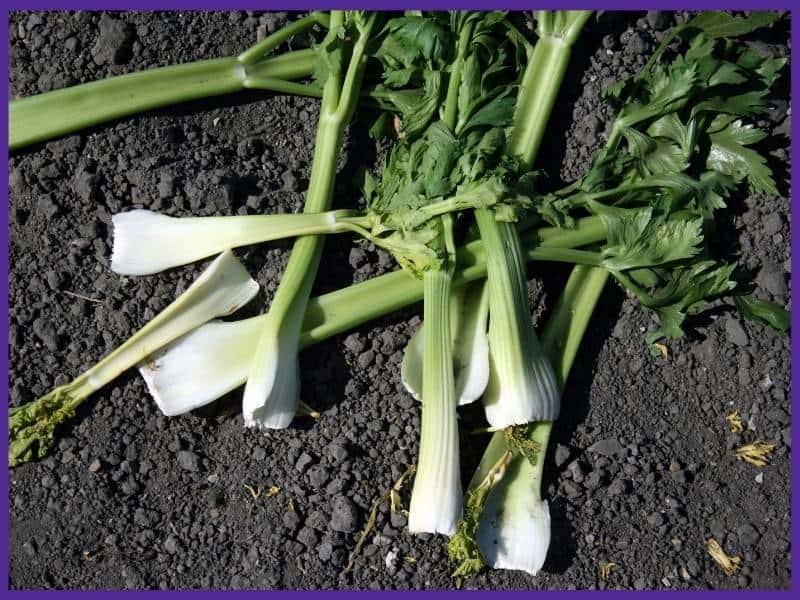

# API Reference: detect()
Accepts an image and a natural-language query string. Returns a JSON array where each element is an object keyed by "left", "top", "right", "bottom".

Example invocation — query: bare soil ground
[{"left": 7, "top": 10, "right": 791, "bottom": 590}]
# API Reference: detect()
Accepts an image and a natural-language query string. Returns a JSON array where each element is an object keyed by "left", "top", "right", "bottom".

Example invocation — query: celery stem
[
  {"left": 237, "top": 12, "right": 327, "bottom": 64},
  {"left": 408, "top": 269, "right": 462, "bottom": 534},
  {"left": 10, "top": 48, "right": 315, "bottom": 150},
  {"left": 508, "top": 35, "right": 573, "bottom": 167}
]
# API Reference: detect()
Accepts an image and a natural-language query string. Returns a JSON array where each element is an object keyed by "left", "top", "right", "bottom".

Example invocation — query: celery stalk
[
  {"left": 450, "top": 10, "right": 597, "bottom": 576},
  {"left": 474, "top": 11, "right": 592, "bottom": 428},
  {"left": 111, "top": 209, "right": 362, "bottom": 276},
  {"left": 243, "top": 12, "right": 376, "bottom": 430},
  {"left": 407, "top": 268, "right": 462, "bottom": 534},
  {"left": 475, "top": 212, "right": 560, "bottom": 426},
  {"left": 10, "top": 48, "right": 317, "bottom": 150},
  {"left": 401, "top": 281, "right": 489, "bottom": 406},
  {"left": 8, "top": 251, "right": 259, "bottom": 466},
  {"left": 9, "top": 10, "right": 331, "bottom": 150},
  {"left": 450, "top": 266, "right": 609, "bottom": 576}
]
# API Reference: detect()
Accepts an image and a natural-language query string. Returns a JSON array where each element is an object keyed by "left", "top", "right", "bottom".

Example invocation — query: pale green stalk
[
  {"left": 243, "top": 12, "right": 376, "bottom": 430},
  {"left": 10, "top": 44, "right": 318, "bottom": 150},
  {"left": 474, "top": 10, "right": 592, "bottom": 428},
  {"left": 405, "top": 18, "right": 480, "bottom": 534},
  {"left": 450, "top": 10, "right": 597, "bottom": 576},
  {"left": 407, "top": 212, "right": 463, "bottom": 534},
  {"left": 450, "top": 266, "right": 609, "bottom": 576},
  {"left": 8, "top": 250, "right": 259, "bottom": 466},
  {"left": 111, "top": 209, "right": 363, "bottom": 276}
]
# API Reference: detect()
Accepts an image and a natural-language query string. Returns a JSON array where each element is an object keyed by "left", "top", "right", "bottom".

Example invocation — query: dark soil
[{"left": 7, "top": 10, "right": 791, "bottom": 591}]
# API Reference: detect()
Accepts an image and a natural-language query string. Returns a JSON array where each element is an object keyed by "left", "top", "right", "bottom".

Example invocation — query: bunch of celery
[{"left": 8, "top": 10, "right": 788, "bottom": 580}]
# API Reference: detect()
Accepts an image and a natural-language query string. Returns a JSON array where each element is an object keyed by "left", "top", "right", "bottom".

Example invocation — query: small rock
[
  {"left": 327, "top": 442, "right": 349, "bottom": 463},
  {"left": 686, "top": 558, "right": 701, "bottom": 577},
  {"left": 318, "top": 542, "right": 333, "bottom": 561},
  {"left": 157, "top": 174, "right": 175, "bottom": 199},
  {"left": 176, "top": 450, "right": 201, "bottom": 472},
  {"left": 725, "top": 318, "right": 749, "bottom": 347},
  {"left": 608, "top": 478, "right": 632, "bottom": 496},
  {"left": 330, "top": 495, "right": 359, "bottom": 533},
  {"left": 252, "top": 447, "right": 267, "bottom": 461},
  {"left": 295, "top": 452, "right": 314, "bottom": 473},
  {"left": 163, "top": 535, "right": 179, "bottom": 554},
  {"left": 22, "top": 540, "right": 38, "bottom": 557},
  {"left": 588, "top": 438, "right": 625, "bottom": 457},
  {"left": 693, "top": 335, "right": 717, "bottom": 365},
  {"left": 92, "top": 15, "right": 134, "bottom": 65},
  {"left": 646, "top": 11, "right": 671, "bottom": 30},
  {"left": 282, "top": 510, "right": 300, "bottom": 532},
  {"left": 36, "top": 195, "right": 60, "bottom": 219},
  {"left": 647, "top": 512, "right": 666, "bottom": 527},
  {"left": 756, "top": 265, "right": 787, "bottom": 297},
  {"left": 357, "top": 350, "right": 375, "bottom": 369},
  {"left": 308, "top": 465, "right": 330, "bottom": 489},
  {"left": 25, "top": 14, "right": 43, "bottom": 30},
  {"left": 763, "top": 213, "right": 783, "bottom": 235},
  {"left": 280, "top": 170, "right": 298, "bottom": 192},
  {"left": 297, "top": 526, "right": 319, "bottom": 548},
  {"left": 120, "top": 478, "right": 139, "bottom": 495},
  {"left": 73, "top": 171, "right": 99, "bottom": 202},
  {"left": 89, "top": 459, "right": 102, "bottom": 473},
  {"left": 737, "top": 523, "right": 761, "bottom": 546},
  {"left": 584, "top": 470, "right": 605, "bottom": 490},
  {"left": 626, "top": 33, "right": 647, "bottom": 56},
  {"left": 554, "top": 443, "right": 571, "bottom": 468},
  {"left": 563, "top": 481, "right": 582, "bottom": 499},
  {"left": 343, "top": 334, "right": 365, "bottom": 354},
  {"left": 32, "top": 318, "right": 58, "bottom": 351},
  {"left": 390, "top": 511, "right": 407, "bottom": 529}
]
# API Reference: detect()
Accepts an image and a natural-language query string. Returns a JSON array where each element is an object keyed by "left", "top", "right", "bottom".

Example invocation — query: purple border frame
[{"left": 1, "top": 1, "right": 795, "bottom": 595}]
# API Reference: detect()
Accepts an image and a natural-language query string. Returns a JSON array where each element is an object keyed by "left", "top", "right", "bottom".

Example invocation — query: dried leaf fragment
[
  {"left": 734, "top": 440, "right": 776, "bottom": 466},
  {"left": 653, "top": 343, "right": 669, "bottom": 358},
  {"left": 344, "top": 464, "right": 416, "bottom": 574},
  {"left": 725, "top": 410, "right": 744, "bottom": 433},
  {"left": 600, "top": 561, "right": 616, "bottom": 580},
  {"left": 707, "top": 538, "right": 742, "bottom": 575}
]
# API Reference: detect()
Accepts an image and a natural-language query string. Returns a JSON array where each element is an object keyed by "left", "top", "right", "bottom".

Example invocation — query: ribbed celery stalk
[
  {"left": 508, "top": 11, "right": 591, "bottom": 166},
  {"left": 243, "top": 12, "right": 376, "bottom": 430},
  {"left": 474, "top": 10, "right": 592, "bottom": 428},
  {"left": 405, "top": 16, "right": 479, "bottom": 534},
  {"left": 111, "top": 208, "right": 363, "bottom": 276},
  {"left": 401, "top": 282, "right": 489, "bottom": 406},
  {"left": 9, "top": 12, "right": 328, "bottom": 149},
  {"left": 8, "top": 251, "right": 259, "bottom": 466},
  {"left": 408, "top": 264, "right": 462, "bottom": 533},
  {"left": 450, "top": 10, "right": 596, "bottom": 576},
  {"left": 451, "top": 266, "right": 609, "bottom": 576},
  {"left": 475, "top": 212, "right": 560, "bottom": 425}
]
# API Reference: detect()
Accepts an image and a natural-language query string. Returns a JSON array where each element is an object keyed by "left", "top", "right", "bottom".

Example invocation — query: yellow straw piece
[
  {"left": 600, "top": 562, "right": 616, "bottom": 580},
  {"left": 707, "top": 538, "right": 741, "bottom": 576},
  {"left": 725, "top": 411, "right": 745, "bottom": 434},
  {"left": 734, "top": 440, "right": 776, "bottom": 467}
]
